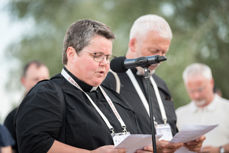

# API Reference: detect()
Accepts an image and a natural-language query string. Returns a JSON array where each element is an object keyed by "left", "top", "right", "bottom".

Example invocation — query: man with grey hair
[
  {"left": 103, "top": 14, "right": 204, "bottom": 152},
  {"left": 176, "top": 63, "right": 229, "bottom": 153}
]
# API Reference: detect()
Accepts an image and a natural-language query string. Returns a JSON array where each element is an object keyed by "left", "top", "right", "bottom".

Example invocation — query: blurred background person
[
  {"left": 0, "top": 124, "right": 14, "bottom": 153},
  {"left": 19, "top": 60, "right": 50, "bottom": 94},
  {"left": 176, "top": 63, "right": 229, "bottom": 153},
  {"left": 4, "top": 60, "right": 50, "bottom": 153}
]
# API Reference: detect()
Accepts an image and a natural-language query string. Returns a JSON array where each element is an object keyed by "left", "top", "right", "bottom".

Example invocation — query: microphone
[{"left": 110, "top": 55, "right": 167, "bottom": 73}]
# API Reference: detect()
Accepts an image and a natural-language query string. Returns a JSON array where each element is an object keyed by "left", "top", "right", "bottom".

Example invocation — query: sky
[{"left": 0, "top": 1, "right": 30, "bottom": 121}]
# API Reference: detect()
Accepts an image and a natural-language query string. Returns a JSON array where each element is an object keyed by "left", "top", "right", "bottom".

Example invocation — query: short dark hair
[
  {"left": 22, "top": 60, "right": 46, "bottom": 77},
  {"left": 62, "top": 19, "right": 115, "bottom": 64}
]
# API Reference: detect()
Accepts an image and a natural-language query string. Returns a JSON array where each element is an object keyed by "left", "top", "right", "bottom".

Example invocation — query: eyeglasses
[
  {"left": 88, "top": 52, "right": 112, "bottom": 63},
  {"left": 187, "top": 85, "right": 206, "bottom": 94}
]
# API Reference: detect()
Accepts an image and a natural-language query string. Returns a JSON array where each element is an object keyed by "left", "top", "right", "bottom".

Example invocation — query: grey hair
[
  {"left": 183, "top": 63, "right": 213, "bottom": 83},
  {"left": 62, "top": 19, "right": 115, "bottom": 64},
  {"left": 129, "top": 14, "right": 172, "bottom": 40}
]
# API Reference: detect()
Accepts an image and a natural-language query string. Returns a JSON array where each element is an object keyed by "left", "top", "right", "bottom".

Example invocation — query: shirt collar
[
  {"left": 135, "top": 68, "right": 155, "bottom": 77},
  {"left": 64, "top": 67, "right": 97, "bottom": 92}
]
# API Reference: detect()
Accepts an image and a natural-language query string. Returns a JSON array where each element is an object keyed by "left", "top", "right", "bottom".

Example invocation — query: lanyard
[
  {"left": 126, "top": 69, "right": 167, "bottom": 124},
  {"left": 61, "top": 69, "right": 127, "bottom": 133}
]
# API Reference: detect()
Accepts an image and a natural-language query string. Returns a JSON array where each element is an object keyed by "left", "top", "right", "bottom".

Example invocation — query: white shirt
[{"left": 176, "top": 94, "right": 229, "bottom": 147}]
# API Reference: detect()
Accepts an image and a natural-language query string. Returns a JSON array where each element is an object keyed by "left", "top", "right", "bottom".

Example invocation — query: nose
[
  {"left": 192, "top": 92, "right": 202, "bottom": 101},
  {"left": 159, "top": 51, "right": 166, "bottom": 57}
]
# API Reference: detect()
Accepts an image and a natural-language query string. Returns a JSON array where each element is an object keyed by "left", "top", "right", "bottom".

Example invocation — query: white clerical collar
[
  {"left": 136, "top": 68, "right": 155, "bottom": 76},
  {"left": 90, "top": 86, "right": 98, "bottom": 92}
]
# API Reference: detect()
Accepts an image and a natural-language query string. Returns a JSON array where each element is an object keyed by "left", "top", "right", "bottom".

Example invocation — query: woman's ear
[{"left": 66, "top": 47, "right": 76, "bottom": 62}]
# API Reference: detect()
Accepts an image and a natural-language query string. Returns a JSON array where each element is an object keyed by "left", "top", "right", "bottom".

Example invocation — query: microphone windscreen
[
  {"left": 158, "top": 56, "right": 167, "bottom": 62},
  {"left": 110, "top": 56, "right": 127, "bottom": 73}
]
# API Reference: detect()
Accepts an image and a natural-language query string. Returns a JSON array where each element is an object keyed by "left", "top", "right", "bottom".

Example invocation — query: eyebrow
[{"left": 91, "top": 52, "right": 111, "bottom": 56}]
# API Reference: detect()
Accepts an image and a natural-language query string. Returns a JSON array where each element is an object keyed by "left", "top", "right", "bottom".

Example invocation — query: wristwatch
[{"left": 219, "top": 146, "right": 225, "bottom": 153}]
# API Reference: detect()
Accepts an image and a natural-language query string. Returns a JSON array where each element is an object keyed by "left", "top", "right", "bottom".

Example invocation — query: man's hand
[
  {"left": 201, "top": 145, "right": 220, "bottom": 153},
  {"left": 135, "top": 145, "right": 153, "bottom": 153},
  {"left": 91, "top": 145, "right": 126, "bottom": 153},
  {"left": 135, "top": 141, "right": 183, "bottom": 153},
  {"left": 184, "top": 136, "right": 206, "bottom": 152},
  {"left": 156, "top": 140, "right": 183, "bottom": 153}
]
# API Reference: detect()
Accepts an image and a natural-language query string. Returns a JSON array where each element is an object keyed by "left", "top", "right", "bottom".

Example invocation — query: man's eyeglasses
[
  {"left": 88, "top": 52, "right": 112, "bottom": 63},
  {"left": 188, "top": 85, "right": 206, "bottom": 94}
]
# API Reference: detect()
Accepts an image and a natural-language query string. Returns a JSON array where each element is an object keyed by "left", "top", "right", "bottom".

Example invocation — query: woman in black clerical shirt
[
  {"left": 15, "top": 19, "right": 149, "bottom": 153},
  {"left": 16, "top": 69, "right": 140, "bottom": 152}
]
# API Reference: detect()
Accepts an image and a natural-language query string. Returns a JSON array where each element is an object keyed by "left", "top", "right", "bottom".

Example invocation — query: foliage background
[{"left": 3, "top": 0, "right": 229, "bottom": 110}]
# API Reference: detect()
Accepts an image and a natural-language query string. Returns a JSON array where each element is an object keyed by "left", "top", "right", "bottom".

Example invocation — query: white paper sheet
[
  {"left": 171, "top": 124, "right": 217, "bottom": 143},
  {"left": 115, "top": 134, "right": 160, "bottom": 153},
  {"left": 173, "top": 124, "right": 218, "bottom": 153},
  {"left": 115, "top": 125, "right": 217, "bottom": 153}
]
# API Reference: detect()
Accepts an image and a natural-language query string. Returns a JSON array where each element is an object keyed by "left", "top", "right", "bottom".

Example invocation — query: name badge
[
  {"left": 156, "top": 124, "right": 173, "bottom": 141},
  {"left": 112, "top": 132, "right": 130, "bottom": 146}
]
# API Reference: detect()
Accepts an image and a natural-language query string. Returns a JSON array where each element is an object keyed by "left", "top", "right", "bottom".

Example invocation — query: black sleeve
[
  {"left": 16, "top": 81, "right": 63, "bottom": 153},
  {"left": 0, "top": 124, "right": 15, "bottom": 147},
  {"left": 4, "top": 108, "right": 17, "bottom": 151}
]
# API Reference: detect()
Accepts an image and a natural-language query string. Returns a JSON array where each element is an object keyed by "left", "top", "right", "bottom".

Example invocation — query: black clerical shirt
[
  {"left": 103, "top": 69, "right": 178, "bottom": 136},
  {"left": 16, "top": 68, "right": 140, "bottom": 153}
]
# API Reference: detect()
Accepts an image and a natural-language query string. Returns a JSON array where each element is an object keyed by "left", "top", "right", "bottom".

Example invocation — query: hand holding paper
[
  {"left": 114, "top": 124, "right": 217, "bottom": 153},
  {"left": 174, "top": 124, "right": 217, "bottom": 153},
  {"left": 115, "top": 134, "right": 159, "bottom": 153}
]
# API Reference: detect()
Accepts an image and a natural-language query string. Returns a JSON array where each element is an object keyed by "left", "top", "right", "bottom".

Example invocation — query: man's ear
[
  {"left": 211, "top": 79, "right": 215, "bottom": 88},
  {"left": 128, "top": 38, "right": 136, "bottom": 52},
  {"left": 21, "top": 77, "right": 25, "bottom": 86}
]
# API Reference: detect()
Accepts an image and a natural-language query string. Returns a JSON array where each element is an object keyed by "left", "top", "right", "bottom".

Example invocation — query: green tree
[{"left": 4, "top": 0, "right": 229, "bottom": 109}]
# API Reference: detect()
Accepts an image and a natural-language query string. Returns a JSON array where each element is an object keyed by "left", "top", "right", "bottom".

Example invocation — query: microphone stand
[{"left": 143, "top": 68, "right": 157, "bottom": 153}]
